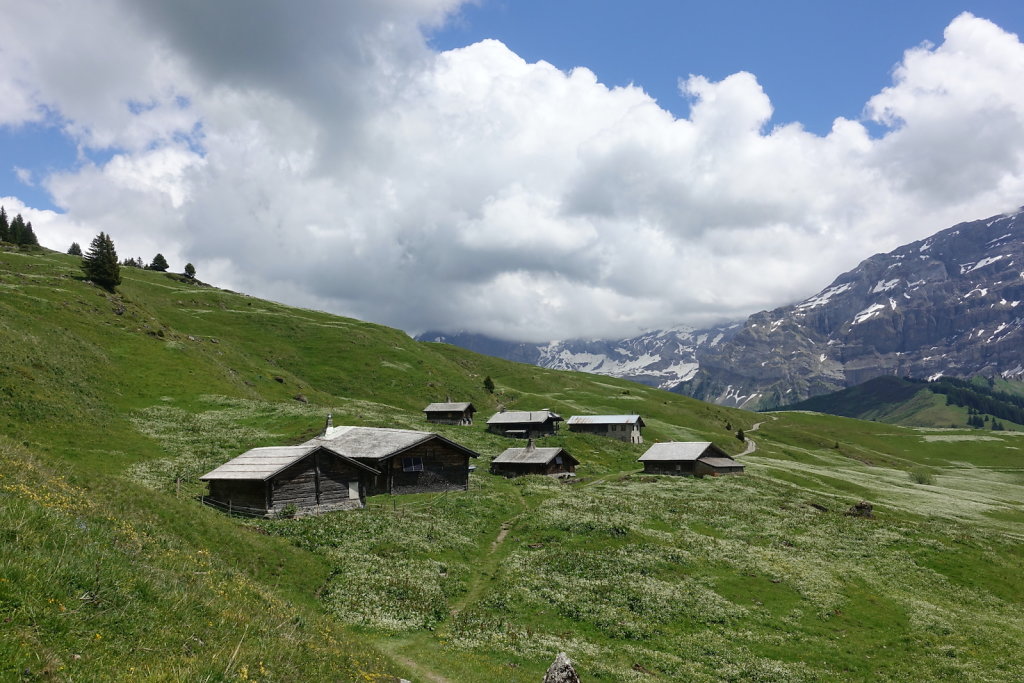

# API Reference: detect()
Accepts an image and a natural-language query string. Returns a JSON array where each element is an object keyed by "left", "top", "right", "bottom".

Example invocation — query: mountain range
[{"left": 421, "top": 208, "right": 1024, "bottom": 409}]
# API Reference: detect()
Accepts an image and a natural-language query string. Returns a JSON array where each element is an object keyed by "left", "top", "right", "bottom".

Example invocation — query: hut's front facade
[
  {"left": 310, "top": 426, "right": 479, "bottom": 495},
  {"left": 486, "top": 410, "right": 563, "bottom": 438},
  {"left": 567, "top": 415, "right": 645, "bottom": 444},
  {"left": 490, "top": 442, "right": 578, "bottom": 478},
  {"left": 200, "top": 445, "right": 379, "bottom": 517},
  {"left": 423, "top": 402, "right": 476, "bottom": 425},
  {"left": 637, "top": 441, "right": 743, "bottom": 477}
]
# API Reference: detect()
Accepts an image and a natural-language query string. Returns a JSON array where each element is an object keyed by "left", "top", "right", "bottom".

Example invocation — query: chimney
[
  {"left": 526, "top": 438, "right": 535, "bottom": 451},
  {"left": 323, "top": 413, "right": 333, "bottom": 437}
]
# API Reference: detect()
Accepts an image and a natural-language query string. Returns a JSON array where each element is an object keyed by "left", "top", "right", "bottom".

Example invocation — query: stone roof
[
  {"left": 308, "top": 426, "right": 479, "bottom": 461},
  {"left": 567, "top": 414, "right": 645, "bottom": 426},
  {"left": 492, "top": 445, "right": 574, "bottom": 466},
  {"left": 423, "top": 402, "right": 475, "bottom": 412},
  {"left": 699, "top": 456, "right": 744, "bottom": 469},
  {"left": 486, "top": 410, "right": 563, "bottom": 425},
  {"left": 200, "top": 445, "right": 379, "bottom": 481},
  {"left": 637, "top": 441, "right": 729, "bottom": 462}
]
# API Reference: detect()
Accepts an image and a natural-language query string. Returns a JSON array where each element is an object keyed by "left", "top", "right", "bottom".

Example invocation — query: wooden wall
[
  {"left": 374, "top": 440, "right": 470, "bottom": 495},
  {"left": 487, "top": 421, "right": 558, "bottom": 438},
  {"left": 641, "top": 461, "right": 696, "bottom": 476},
  {"left": 206, "top": 480, "right": 268, "bottom": 513}
]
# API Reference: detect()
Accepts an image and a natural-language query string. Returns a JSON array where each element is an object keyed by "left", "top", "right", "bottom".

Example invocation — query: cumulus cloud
[{"left": 2, "top": 6, "right": 1024, "bottom": 341}]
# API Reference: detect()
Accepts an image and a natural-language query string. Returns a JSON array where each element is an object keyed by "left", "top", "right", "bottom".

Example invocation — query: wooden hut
[
  {"left": 486, "top": 409, "right": 563, "bottom": 438},
  {"left": 490, "top": 441, "right": 578, "bottom": 478},
  {"left": 200, "top": 444, "right": 380, "bottom": 517},
  {"left": 423, "top": 401, "right": 476, "bottom": 425},
  {"left": 637, "top": 441, "right": 743, "bottom": 477},
  {"left": 310, "top": 425, "right": 480, "bottom": 495},
  {"left": 567, "top": 414, "right": 645, "bottom": 444}
]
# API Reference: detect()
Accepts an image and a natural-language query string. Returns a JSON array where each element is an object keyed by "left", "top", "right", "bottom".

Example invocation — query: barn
[
  {"left": 486, "top": 409, "right": 563, "bottom": 438},
  {"left": 423, "top": 401, "right": 476, "bottom": 425},
  {"left": 490, "top": 441, "right": 579, "bottom": 478},
  {"left": 567, "top": 414, "right": 645, "bottom": 444},
  {"left": 310, "top": 424, "right": 480, "bottom": 495},
  {"left": 200, "top": 444, "right": 380, "bottom": 517},
  {"left": 637, "top": 441, "right": 744, "bottom": 477}
]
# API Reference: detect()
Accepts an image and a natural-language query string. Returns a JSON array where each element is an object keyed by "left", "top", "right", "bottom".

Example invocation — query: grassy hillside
[
  {"left": 3, "top": 247, "right": 1024, "bottom": 681},
  {"left": 778, "top": 375, "right": 1024, "bottom": 430}
]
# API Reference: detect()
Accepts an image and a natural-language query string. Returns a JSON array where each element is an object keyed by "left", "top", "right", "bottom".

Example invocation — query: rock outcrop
[{"left": 677, "top": 208, "right": 1024, "bottom": 408}]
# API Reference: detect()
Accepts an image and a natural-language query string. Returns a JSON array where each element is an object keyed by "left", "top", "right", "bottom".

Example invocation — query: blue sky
[
  {"left": 430, "top": 1, "right": 1024, "bottom": 132},
  {"left": 4, "top": 1, "right": 1024, "bottom": 340}
]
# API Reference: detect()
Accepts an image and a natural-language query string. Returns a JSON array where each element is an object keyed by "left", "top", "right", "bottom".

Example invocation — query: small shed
[
  {"left": 423, "top": 401, "right": 476, "bottom": 425},
  {"left": 567, "top": 414, "right": 645, "bottom": 444},
  {"left": 310, "top": 425, "right": 480, "bottom": 495},
  {"left": 490, "top": 441, "right": 579, "bottom": 478},
  {"left": 486, "top": 409, "right": 563, "bottom": 438},
  {"left": 200, "top": 444, "right": 380, "bottom": 517},
  {"left": 637, "top": 441, "right": 743, "bottom": 477}
]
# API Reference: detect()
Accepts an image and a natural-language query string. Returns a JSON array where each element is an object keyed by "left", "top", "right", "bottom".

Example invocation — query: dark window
[{"left": 402, "top": 456, "right": 424, "bottom": 472}]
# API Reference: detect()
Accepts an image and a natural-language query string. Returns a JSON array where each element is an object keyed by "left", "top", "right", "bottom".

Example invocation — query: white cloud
[{"left": 3, "top": 7, "right": 1024, "bottom": 341}]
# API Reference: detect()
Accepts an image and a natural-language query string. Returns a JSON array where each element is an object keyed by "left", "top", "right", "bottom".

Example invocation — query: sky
[{"left": 3, "top": 1, "right": 1024, "bottom": 342}]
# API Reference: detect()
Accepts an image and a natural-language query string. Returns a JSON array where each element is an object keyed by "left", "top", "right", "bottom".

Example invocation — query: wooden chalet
[
  {"left": 310, "top": 424, "right": 479, "bottom": 495},
  {"left": 567, "top": 414, "right": 645, "bottom": 444},
  {"left": 637, "top": 441, "right": 744, "bottom": 477},
  {"left": 486, "top": 409, "right": 563, "bottom": 439},
  {"left": 423, "top": 401, "right": 476, "bottom": 425},
  {"left": 490, "top": 441, "right": 578, "bottom": 478},
  {"left": 200, "top": 444, "right": 379, "bottom": 517}
]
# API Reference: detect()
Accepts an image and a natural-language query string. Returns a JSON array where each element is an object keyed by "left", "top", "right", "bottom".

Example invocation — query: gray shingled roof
[
  {"left": 567, "top": 414, "right": 645, "bottom": 426},
  {"left": 637, "top": 441, "right": 729, "bottom": 462},
  {"left": 200, "top": 445, "right": 379, "bottom": 481},
  {"left": 424, "top": 402, "right": 475, "bottom": 412},
  {"left": 486, "top": 410, "right": 563, "bottom": 425},
  {"left": 307, "top": 426, "right": 479, "bottom": 460},
  {"left": 699, "top": 456, "right": 743, "bottom": 469},
  {"left": 492, "top": 446, "right": 573, "bottom": 465}
]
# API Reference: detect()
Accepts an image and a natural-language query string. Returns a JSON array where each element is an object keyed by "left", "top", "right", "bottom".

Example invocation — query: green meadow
[{"left": 2, "top": 247, "right": 1024, "bottom": 681}]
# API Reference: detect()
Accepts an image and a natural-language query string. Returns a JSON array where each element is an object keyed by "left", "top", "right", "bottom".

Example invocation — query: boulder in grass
[
  {"left": 846, "top": 501, "right": 873, "bottom": 518},
  {"left": 543, "top": 652, "right": 580, "bottom": 683}
]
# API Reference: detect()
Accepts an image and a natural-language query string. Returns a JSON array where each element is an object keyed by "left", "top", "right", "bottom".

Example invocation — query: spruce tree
[
  {"left": 483, "top": 375, "right": 495, "bottom": 394},
  {"left": 0, "top": 206, "right": 8, "bottom": 242},
  {"left": 81, "top": 232, "right": 121, "bottom": 292},
  {"left": 19, "top": 220, "right": 38, "bottom": 246},
  {"left": 184, "top": 262, "right": 196, "bottom": 279},
  {"left": 9, "top": 214, "right": 25, "bottom": 244},
  {"left": 149, "top": 253, "right": 169, "bottom": 272},
  {"left": 67, "top": 242, "right": 82, "bottom": 256}
]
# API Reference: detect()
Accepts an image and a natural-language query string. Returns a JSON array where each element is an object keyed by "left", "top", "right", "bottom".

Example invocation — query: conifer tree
[
  {"left": 9, "top": 214, "right": 25, "bottom": 244},
  {"left": 149, "top": 253, "right": 169, "bottom": 272},
  {"left": 81, "top": 232, "right": 121, "bottom": 292},
  {"left": 483, "top": 375, "right": 495, "bottom": 394},
  {"left": 0, "top": 206, "right": 8, "bottom": 242},
  {"left": 184, "top": 262, "right": 196, "bottom": 279},
  {"left": 19, "top": 220, "right": 38, "bottom": 246},
  {"left": 67, "top": 242, "right": 82, "bottom": 256}
]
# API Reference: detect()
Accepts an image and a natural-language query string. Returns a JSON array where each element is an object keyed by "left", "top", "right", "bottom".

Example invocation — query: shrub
[{"left": 910, "top": 469, "right": 935, "bottom": 485}]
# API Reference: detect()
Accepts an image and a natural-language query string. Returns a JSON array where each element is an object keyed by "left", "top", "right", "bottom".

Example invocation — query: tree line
[
  {"left": 77, "top": 233, "right": 197, "bottom": 292},
  {"left": 904, "top": 375, "right": 1024, "bottom": 427},
  {"left": 0, "top": 206, "right": 39, "bottom": 247},
  {"left": 1, "top": 206, "right": 196, "bottom": 293}
]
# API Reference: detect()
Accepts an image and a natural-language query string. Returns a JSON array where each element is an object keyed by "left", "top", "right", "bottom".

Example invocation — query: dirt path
[{"left": 739, "top": 415, "right": 776, "bottom": 456}]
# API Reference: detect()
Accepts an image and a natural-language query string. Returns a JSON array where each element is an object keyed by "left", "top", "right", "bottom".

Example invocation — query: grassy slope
[
  {"left": 779, "top": 375, "right": 1024, "bottom": 430},
  {"left": 3, "top": 248, "right": 1024, "bottom": 681}
]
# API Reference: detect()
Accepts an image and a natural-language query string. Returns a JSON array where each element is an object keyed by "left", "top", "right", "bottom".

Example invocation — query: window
[{"left": 402, "top": 456, "right": 424, "bottom": 472}]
